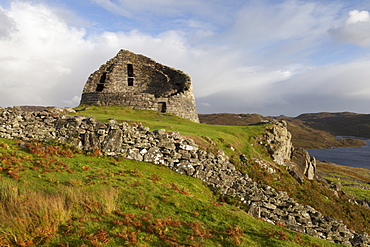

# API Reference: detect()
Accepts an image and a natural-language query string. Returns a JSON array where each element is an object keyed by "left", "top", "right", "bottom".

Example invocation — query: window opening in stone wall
[
  {"left": 127, "top": 64, "right": 134, "bottom": 77},
  {"left": 158, "top": 102, "right": 166, "bottom": 113},
  {"left": 99, "top": 72, "right": 107, "bottom": 84},
  {"left": 96, "top": 72, "right": 107, "bottom": 91},
  {"left": 128, "top": 78, "right": 134, "bottom": 86},
  {"left": 96, "top": 84, "right": 104, "bottom": 92}
]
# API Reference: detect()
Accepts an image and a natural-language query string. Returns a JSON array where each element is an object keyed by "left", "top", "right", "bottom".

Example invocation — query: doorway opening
[
  {"left": 158, "top": 102, "right": 166, "bottom": 113},
  {"left": 96, "top": 84, "right": 104, "bottom": 92}
]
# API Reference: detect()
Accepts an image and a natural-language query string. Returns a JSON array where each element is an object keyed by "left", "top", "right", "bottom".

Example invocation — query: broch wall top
[{"left": 80, "top": 49, "right": 199, "bottom": 123}]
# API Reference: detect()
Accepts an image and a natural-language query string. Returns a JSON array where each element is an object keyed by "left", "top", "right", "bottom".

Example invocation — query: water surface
[{"left": 308, "top": 139, "right": 370, "bottom": 169}]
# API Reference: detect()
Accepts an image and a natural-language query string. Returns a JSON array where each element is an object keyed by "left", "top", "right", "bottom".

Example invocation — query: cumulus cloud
[
  {"left": 0, "top": 1, "right": 93, "bottom": 107},
  {"left": 329, "top": 10, "right": 370, "bottom": 47},
  {"left": 346, "top": 10, "right": 370, "bottom": 24}
]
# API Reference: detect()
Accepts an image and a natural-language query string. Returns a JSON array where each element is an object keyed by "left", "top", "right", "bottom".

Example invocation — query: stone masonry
[
  {"left": 0, "top": 106, "right": 369, "bottom": 246},
  {"left": 80, "top": 50, "right": 199, "bottom": 123}
]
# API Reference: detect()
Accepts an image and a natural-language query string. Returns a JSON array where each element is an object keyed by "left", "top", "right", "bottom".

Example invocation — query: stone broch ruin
[{"left": 80, "top": 49, "right": 199, "bottom": 123}]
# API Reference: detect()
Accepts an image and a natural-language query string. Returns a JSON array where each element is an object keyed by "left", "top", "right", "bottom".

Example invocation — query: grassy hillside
[
  {"left": 73, "top": 106, "right": 370, "bottom": 234},
  {"left": 277, "top": 118, "right": 364, "bottom": 149},
  {"left": 316, "top": 161, "right": 370, "bottom": 201},
  {"left": 0, "top": 106, "right": 369, "bottom": 246},
  {"left": 0, "top": 138, "right": 340, "bottom": 246},
  {"left": 199, "top": 113, "right": 364, "bottom": 149},
  {"left": 74, "top": 106, "right": 270, "bottom": 170}
]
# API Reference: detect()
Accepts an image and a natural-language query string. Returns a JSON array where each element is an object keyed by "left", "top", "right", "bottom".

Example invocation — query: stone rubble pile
[{"left": 0, "top": 106, "right": 369, "bottom": 246}]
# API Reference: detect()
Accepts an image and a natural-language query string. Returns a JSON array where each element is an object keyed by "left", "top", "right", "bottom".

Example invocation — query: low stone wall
[
  {"left": 0, "top": 106, "right": 369, "bottom": 246},
  {"left": 81, "top": 91, "right": 199, "bottom": 123}
]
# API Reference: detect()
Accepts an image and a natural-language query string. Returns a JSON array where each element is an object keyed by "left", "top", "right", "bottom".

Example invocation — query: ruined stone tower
[{"left": 80, "top": 49, "right": 199, "bottom": 122}]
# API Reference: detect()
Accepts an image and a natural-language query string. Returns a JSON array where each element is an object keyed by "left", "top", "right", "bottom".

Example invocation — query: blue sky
[{"left": 1, "top": 0, "right": 370, "bottom": 116}]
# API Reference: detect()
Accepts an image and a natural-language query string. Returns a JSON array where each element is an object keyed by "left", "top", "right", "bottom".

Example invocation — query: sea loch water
[{"left": 308, "top": 139, "right": 370, "bottom": 169}]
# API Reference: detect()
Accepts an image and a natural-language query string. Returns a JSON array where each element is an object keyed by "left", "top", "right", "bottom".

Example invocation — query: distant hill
[
  {"left": 199, "top": 113, "right": 365, "bottom": 149},
  {"left": 296, "top": 112, "right": 370, "bottom": 139}
]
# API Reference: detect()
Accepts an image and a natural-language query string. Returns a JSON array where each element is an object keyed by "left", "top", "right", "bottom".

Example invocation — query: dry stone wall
[{"left": 0, "top": 106, "right": 369, "bottom": 247}]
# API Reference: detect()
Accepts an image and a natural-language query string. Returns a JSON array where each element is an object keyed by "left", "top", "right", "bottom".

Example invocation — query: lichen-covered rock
[{"left": 143, "top": 147, "right": 165, "bottom": 165}]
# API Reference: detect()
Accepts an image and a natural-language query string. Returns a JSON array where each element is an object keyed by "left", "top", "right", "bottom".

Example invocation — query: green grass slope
[
  {"left": 199, "top": 113, "right": 364, "bottom": 149},
  {"left": 0, "top": 138, "right": 341, "bottom": 247},
  {"left": 73, "top": 106, "right": 369, "bottom": 235},
  {"left": 75, "top": 106, "right": 269, "bottom": 170},
  {"left": 316, "top": 161, "right": 370, "bottom": 201}
]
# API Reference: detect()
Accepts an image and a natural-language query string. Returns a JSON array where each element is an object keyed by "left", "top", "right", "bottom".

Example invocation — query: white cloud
[
  {"left": 346, "top": 10, "right": 370, "bottom": 24},
  {"left": 329, "top": 10, "right": 370, "bottom": 47},
  {"left": 0, "top": 1, "right": 93, "bottom": 107},
  {"left": 62, "top": 95, "right": 81, "bottom": 106},
  {"left": 0, "top": 7, "right": 15, "bottom": 39}
]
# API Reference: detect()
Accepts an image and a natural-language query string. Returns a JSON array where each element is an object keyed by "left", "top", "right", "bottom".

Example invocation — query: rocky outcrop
[
  {"left": 0, "top": 106, "right": 369, "bottom": 246},
  {"left": 262, "top": 120, "right": 292, "bottom": 166},
  {"left": 258, "top": 120, "right": 317, "bottom": 183}
]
